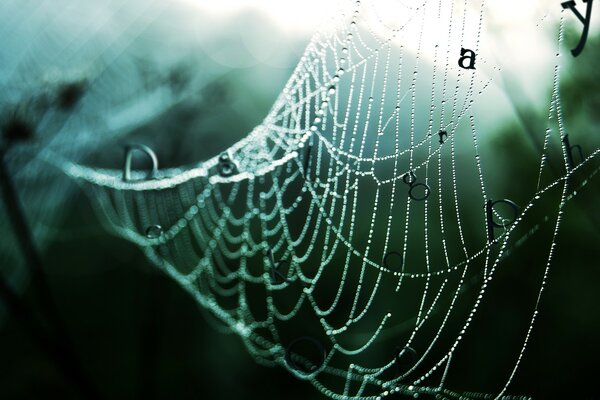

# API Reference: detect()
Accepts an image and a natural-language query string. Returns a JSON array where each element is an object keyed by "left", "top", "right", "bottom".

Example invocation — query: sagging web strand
[{"left": 46, "top": 1, "right": 600, "bottom": 399}]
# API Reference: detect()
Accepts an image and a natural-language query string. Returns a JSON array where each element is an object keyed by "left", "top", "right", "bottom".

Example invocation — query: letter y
[{"left": 562, "top": 0, "right": 594, "bottom": 57}]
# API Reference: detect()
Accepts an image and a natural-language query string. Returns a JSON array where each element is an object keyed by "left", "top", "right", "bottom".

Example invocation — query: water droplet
[
  {"left": 337, "top": 68, "right": 345, "bottom": 75},
  {"left": 146, "top": 225, "right": 163, "bottom": 239},
  {"left": 328, "top": 86, "right": 336, "bottom": 95}
]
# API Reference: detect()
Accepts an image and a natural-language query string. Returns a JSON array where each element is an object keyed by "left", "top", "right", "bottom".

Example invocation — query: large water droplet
[{"left": 146, "top": 225, "right": 163, "bottom": 239}]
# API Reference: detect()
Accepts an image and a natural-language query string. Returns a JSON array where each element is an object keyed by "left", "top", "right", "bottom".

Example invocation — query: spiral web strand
[{"left": 39, "top": 1, "right": 600, "bottom": 398}]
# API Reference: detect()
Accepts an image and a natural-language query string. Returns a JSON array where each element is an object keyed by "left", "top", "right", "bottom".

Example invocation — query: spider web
[
  {"left": 0, "top": 0, "right": 268, "bottom": 300},
  {"left": 16, "top": 0, "right": 600, "bottom": 398}
]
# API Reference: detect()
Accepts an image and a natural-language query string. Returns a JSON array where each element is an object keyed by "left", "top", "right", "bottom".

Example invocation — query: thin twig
[{"left": 138, "top": 270, "right": 162, "bottom": 400}]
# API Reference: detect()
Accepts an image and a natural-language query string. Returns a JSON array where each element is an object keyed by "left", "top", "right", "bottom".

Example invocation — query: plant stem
[{"left": 0, "top": 148, "right": 99, "bottom": 399}]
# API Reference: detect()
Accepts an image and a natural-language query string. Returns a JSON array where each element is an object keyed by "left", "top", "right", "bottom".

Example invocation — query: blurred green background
[{"left": 0, "top": 2, "right": 599, "bottom": 399}]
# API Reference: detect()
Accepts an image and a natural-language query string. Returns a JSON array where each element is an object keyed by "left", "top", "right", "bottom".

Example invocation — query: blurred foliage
[{"left": 561, "top": 29, "right": 600, "bottom": 127}]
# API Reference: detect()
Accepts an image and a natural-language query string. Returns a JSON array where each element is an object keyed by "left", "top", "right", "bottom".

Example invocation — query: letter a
[
  {"left": 561, "top": 0, "right": 594, "bottom": 57},
  {"left": 458, "top": 48, "right": 476, "bottom": 70}
]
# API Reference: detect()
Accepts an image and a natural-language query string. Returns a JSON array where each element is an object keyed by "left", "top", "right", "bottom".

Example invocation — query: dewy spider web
[{"left": 35, "top": 0, "right": 599, "bottom": 398}]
